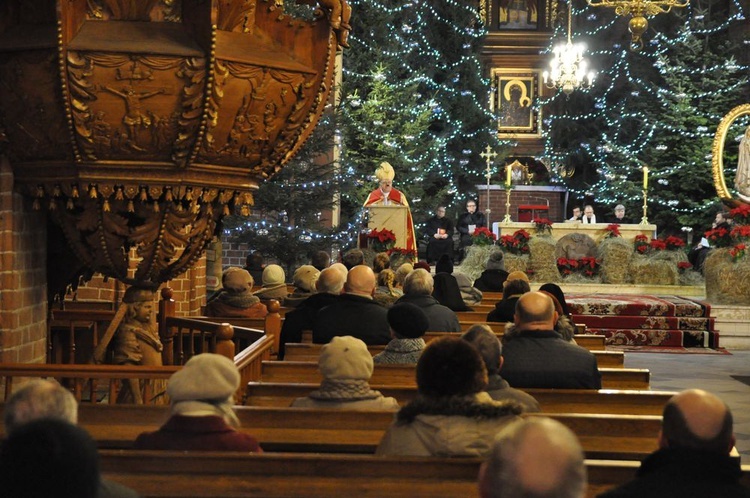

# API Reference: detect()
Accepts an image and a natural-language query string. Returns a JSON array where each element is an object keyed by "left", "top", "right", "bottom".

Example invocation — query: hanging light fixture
[
  {"left": 585, "top": 0, "right": 689, "bottom": 50},
  {"left": 543, "top": 3, "right": 595, "bottom": 96}
]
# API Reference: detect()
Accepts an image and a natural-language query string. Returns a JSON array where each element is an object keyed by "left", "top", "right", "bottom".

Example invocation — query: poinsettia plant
[
  {"left": 729, "top": 204, "right": 750, "bottom": 225},
  {"left": 730, "top": 225, "right": 750, "bottom": 243},
  {"left": 368, "top": 228, "right": 396, "bottom": 252},
  {"left": 634, "top": 235, "right": 650, "bottom": 254},
  {"left": 705, "top": 226, "right": 732, "bottom": 248},
  {"left": 532, "top": 217, "right": 553, "bottom": 235},
  {"left": 471, "top": 226, "right": 497, "bottom": 247},
  {"left": 730, "top": 243, "right": 747, "bottom": 263},
  {"left": 603, "top": 224, "right": 621, "bottom": 238},
  {"left": 498, "top": 229, "right": 530, "bottom": 254},
  {"left": 664, "top": 236, "right": 686, "bottom": 250},
  {"left": 556, "top": 257, "right": 600, "bottom": 277},
  {"left": 677, "top": 261, "right": 693, "bottom": 273}
]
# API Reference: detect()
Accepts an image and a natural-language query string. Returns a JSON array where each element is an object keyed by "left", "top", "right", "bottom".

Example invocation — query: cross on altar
[{"left": 480, "top": 145, "right": 498, "bottom": 226}]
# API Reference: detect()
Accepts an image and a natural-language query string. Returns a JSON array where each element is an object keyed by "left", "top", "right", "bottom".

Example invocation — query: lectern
[{"left": 364, "top": 205, "right": 416, "bottom": 252}]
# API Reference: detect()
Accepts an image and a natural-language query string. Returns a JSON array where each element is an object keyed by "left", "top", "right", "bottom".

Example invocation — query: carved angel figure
[{"left": 734, "top": 125, "right": 750, "bottom": 202}]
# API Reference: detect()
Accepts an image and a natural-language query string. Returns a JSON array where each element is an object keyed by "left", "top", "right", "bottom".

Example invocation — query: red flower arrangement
[
  {"left": 649, "top": 239, "right": 667, "bottom": 251},
  {"left": 677, "top": 261, "right": 693, "bottom": 272},
  {"left": 532, "top": 217, "right": 553, "bottom": 235},
  {"left": 731, "top": 225, "right": 750, "bottom": 242},
  {"left": 604, "top": 224, "right": 621, "bottom": 238},
  {"left": 387, "top": 247, "right": 417, "bottom": 258},
  {"left": 368, "top": 228, "right": 396, "bottom": 252},
  {"left": 664, "top": 236, "right": 686, "bottom": 250},
  {"left": 557, "top": 257, "right": 600, "bottom": 277},
  {"left": 729, "top": 204, "right": 750, "bottom": 224},
  {"left": 499, "top": 229, "right": 530, "bottom": 254},
  {"left": 471, "top": 226, "right": 497, "bottom": 247},
  {"left": 634, "top": 235, "right": 650, "bottom": 254},
  {"left": 729, "top": 243, "right": 747, "bottom": 263},
  {"left": 705, "top": 227, "right": 732, "bottom": 248}
]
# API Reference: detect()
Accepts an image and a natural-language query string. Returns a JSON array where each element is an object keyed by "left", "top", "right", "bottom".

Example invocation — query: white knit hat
[
  {"left": 262, "top": 264, "right": 286, "bottom": 286},
  {"left": 293, "top": 265, "right": 320, "bottom": 292},
  {"left": 222, "top": 267, "right": 253, "bottom": 292},
  {"left": 167, "top": 353, "right": 239, "bottom": 402},
  {"left": 318, "top": 336, "right": 373, "bottom": 381}
]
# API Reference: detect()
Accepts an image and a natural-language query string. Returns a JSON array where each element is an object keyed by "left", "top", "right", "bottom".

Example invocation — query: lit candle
[
  {"left": 506, "top": 165, "right": 512, "bottom": 187},
  {"left": 642, "top": 165, "right": 649, "bottom": 190}
]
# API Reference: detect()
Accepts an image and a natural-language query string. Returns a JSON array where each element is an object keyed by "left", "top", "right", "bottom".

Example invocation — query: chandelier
[
  {"left": 543, "top": 3, "right": 595, "bottom": 96},
  {"left": 585, "top": 0, "right": 689, "bottom": 50}
]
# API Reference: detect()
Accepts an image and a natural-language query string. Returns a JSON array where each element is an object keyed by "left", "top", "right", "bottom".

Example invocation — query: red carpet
[{"left": 568, "top": 295, "right": 718, "bottom": 348}]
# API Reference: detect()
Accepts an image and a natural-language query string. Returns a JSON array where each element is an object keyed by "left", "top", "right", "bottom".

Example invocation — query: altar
[{"left": 492, "top": 221, "right": 657, "bottom": 242}]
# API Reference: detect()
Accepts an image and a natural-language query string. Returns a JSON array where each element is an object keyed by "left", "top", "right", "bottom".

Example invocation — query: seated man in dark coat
[
  {"left": 474, "top": 251, "right": 510, "bottom": 292},
  {"left": 486, "top": 271, "right": 530, "bottom": 323},
  {"left": 424, "top": 206, "right": 454, "bottom": 264},
  {"left": 456, "top": 199, "right": 486, "bottom": 260},
  {"left": 313, "top": 265, "right": 391, "bottom": 345},
  {"left": 501, "top": 291, "right": 601, "bottom": 389},
  {"left": 395, "top": 269, "right": 460, "bottom": 332},
  {"left": 278, "top": 267, "right": 345, "bottom": 358},
  {"left": 598, "top": 389, "right": 750, "bottom": 498}
]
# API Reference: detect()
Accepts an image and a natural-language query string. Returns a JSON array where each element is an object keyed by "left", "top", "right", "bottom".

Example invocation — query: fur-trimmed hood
[{"left": 397, "top": 391, "right": 522, "bottom": 423}]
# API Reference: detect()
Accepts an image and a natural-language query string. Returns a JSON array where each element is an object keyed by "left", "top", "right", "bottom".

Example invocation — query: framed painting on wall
[{"left": 492, "top": 69, "right": 542, "bottom": 138}]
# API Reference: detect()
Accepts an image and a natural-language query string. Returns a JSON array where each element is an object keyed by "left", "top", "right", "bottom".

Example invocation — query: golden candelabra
[
  {"left": 639, "top": 189, "right": 649, "bottom": 225},
  {"left": 503, "top": 187, "right": 513, "bottom": 223},
  {"left": 585, "top": 0, "right": 688, "bottom": 50}
]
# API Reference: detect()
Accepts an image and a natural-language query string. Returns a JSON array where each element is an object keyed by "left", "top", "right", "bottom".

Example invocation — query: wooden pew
[
  {"left": 282, "top": 342, "right": 624, "bottom": 367},
  {"left": 0, "top": 403, "right": 661, "bottom": 460},
  {"left": 191, "top": 299, "right": 283, "bottom": 354},
  {"left": 245, "top": 383, "right": 674, "bottom": 415},
  {"left": 98, "top": 450, "right": 750, "bottom": 498},
  {"left": 259, "top": 361, "right": 649, "bottom": 389}
]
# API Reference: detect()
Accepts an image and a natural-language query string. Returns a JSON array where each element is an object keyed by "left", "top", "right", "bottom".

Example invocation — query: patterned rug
[{"left": 568, "top": 294, "right": 718, "bottom": 348}]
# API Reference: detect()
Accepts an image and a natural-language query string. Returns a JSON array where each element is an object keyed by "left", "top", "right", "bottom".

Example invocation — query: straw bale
[
  {"left": 529, "top": 236, "right": 560, "bottom": 283},
  {"left": 629, "top": 255, "right": 678, "bottom": 285},
  {"left": 650, "top": 249, "right": 688, "bottom": 264},
  {"left": 504, "top": 253, "right": 529, "bottom": 275},
  {"left": 597, "top": 237, "right": 633, "bottom": 284},
  {"left": 458, "top": 245, "right": 501, "bottom": 281},
  {"left": 704, "top": 249, "right": 750, "bottom": 304}
]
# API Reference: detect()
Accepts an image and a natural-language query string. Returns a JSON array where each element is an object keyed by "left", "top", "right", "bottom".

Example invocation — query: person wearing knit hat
[
  {"left": 376, "top": 337, "right": 522, "bottom": 457},
  {"left": 435, "top": 254, "right": 454, "bottom": 275},
  {"left": 291, "top": 336, "right": 399, "bottom": 410},
  {"left": 373, "top": 303, "right": 429, "bottom": 364},
  {"left": 284, "top": 265, "right": 321, "bottom": 308},
  {"left": 363, "top": 161, "right": 417, "bottom": 254},
  {"left": 413, "top": 260, "right": 431, "bottom": 272},
  {"left": 505, "top": 270, "right": 530, "bottom": 285},
  {"left": 134, "top": 353, "right": 263, "bottom": 452},
  {"left": 253, "top": 264, "right": 288, "bottom": 301},
  {"left": 205, "top": 267, "right": 268, "bottom": 318},
  {"left": 474, "top": 250, "right": 510, "bottom": 292}
]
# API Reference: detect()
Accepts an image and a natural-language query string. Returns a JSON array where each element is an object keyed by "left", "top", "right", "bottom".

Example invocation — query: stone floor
[{"left": 626, "top": 350, "right": 750, "bottom": 463}]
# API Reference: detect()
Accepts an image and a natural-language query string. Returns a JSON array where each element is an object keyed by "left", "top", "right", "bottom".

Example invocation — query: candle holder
[
  {"left": 503, "top": 186, "right": 512, "bottom": 223},
  {"left": 639, "top": 188, "right": 649, "bottom": 225}
]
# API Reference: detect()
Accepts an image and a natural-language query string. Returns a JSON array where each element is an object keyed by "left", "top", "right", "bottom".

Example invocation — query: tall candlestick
[
  {"left": 506, "top": 165, "right": 512, "bottom": 187},
  {"left": 642, "top": 165, "right": 649, "bottom": 190}
]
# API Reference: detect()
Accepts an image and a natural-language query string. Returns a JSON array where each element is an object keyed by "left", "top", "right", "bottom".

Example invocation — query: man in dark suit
[
  {"left": 424, "top": 206, "right": 454, "bottom": 263},
  {"left": 313, "top": 265, "right": 390, "bottom": 345},
  {"left": 456, "top": 199, "right": 486, "bottom": 261},
  {"left": 501, "top": 291, "right": 601, "bottom": 389}
]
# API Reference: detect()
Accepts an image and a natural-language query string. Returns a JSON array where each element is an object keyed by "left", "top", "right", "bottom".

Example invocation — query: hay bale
[
  {"left": 679, "top": 269, "right": 704, "bottom": 287},
  {"left": 650, "top": 249, "right": 688, "bottom": 264},
  {"left": 529, "top": 236, "right": 560, "bottom": 283},
  {"left": 504, "top": 253, "right": 528, "bottom": 275},
  {"left": 458, "top": 245, "right": 500, "bottom": 281},
  {"left": 597, "top": 237, "right": 633, "bottom": 284},
  {"left": 704, "top": 248, "right": 750, "bottom": 304},
  {"left": 629, "top": 255, "right": 678, "bottom": 285}
]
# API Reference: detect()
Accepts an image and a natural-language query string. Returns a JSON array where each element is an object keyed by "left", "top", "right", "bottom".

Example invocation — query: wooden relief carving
[
  {"left": 216, "top": 0, "right": 257, "bottom": 32},
  {"left": 87, "top": 0, "right": 179, "bottom": 21}
]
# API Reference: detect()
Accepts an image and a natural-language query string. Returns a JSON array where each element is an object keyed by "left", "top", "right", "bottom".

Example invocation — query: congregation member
[
  {"left": 433, "top": 254, "right": 472, "bottom": 311},
  {"left": 486, "top": 271, "right": 530, "bottom": 323},
  {"left": 0, "top": 419, "right": 105, "bottom": 498},
  {"left": 329, "top": 261, "right": 349, "bottom": 278},
  {"left": 372, "top": 252, "right": 391, "bottom": 274},
  {"left": 310, "top": 250, "right": 330, "bottom": 271},
  {"left": 278, "top": 267, "right": 345, "bottom": 359},
  {"left": 424, "top": 205, "right": 454, "bottom": 264},
  {"left": 342, "top": 248, "right": 365, "bottom": 270},
  {"left": 501, "top": 292, "right": 601, "bottom": 389},
  {"left": 395, "top": 268, "right": 460, "bottom": 332},
  {"left": 581, "top": 204, "right": 597, "bottom": 224},
  {"left": 598, "top": 389, "right": 750, "bottom": 498},
  {"left": 457, "top": 199, "right": 486, "bottom": 260},
  {"left": 479, "top": 417, "right": 587, "bottom": 498},
  {"left": 606, "top": 203, "right": 629, "bottom": 224},
  {"left": 313, "top": 265, "right": 391, "bottom": 345},
  {"left": 566, "top": 206, "right": 582, "bottom": 222},
  {"left": 244, "top": 251, "right": 265, "bottom": 285},
  {"left": 539, "top": 282, "right": 571, "bottom": 317},
  {"left": 461, "top": 324, "right": 540, "bottom": 412},
  {"left": 688, "top": 211, "right": 732, "bottom": 273},
  {"left": 373, "top": 302, "right": 429, "bottom": 364},
  {"left": 134, "top": 353, "right": 262, "bottom": 452},
  {"left": 253, "top": 264, "right": 288, "bottom": 301},
  {"left": 394, "top": 262, "right": 413, "bottom": 287},
  {"left": 376, "top": 336, "right": 522, "bottom": 457},
  {"left": 292, "top": 336, "right": 399, "bottom": 410},
  {"left": 538, "top": 284, "right": 576, "bottom": 342},
  {"left": 413, "top": 260, "right": 431, "bottom": 272},
  {"left": 455, "top": 271, "right": 483, "bottom": 306},
  {"left": 205, "top": 267, "right": 268, "bottom": 318},
  {"left": 2, "top": 379, "right": 140, "bottom": 498},
  {"left": 373, "top": 268, "right": 402, "bottom": 307},
  {"left": 284, "top": 264, "right": 320, "bottom": 308},
  {"left": 474, "top": 251, "right": 510, "bottom": 292}
]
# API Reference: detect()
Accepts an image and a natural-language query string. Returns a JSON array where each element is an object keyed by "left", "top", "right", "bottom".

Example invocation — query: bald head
[
  {"left": 661, "top": 389, "right": 734, "bottom": 454},
  {"left": 480, "top": 417, "right": 586, "bottom": 498},
  {"left": 345, "top": 265, "right": 377, "bottom": 297},
  {"left": 514, "top": 291, "right": 557, "bottom": 331},
  {"left": 316, "top": 267, "right": 346, "bottom": 295},
  {"left": 4, "top": 380, "right": 78, "bottom": 434}
]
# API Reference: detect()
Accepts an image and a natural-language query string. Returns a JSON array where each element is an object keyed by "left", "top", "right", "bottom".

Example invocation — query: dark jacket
[
  {"left": 278, "top": 292, "right": 340, "bottom": 358},
  {"left": 597, "top": 448, "right": 750, "bottom": 498},
  {"left": 395, "top": 293, "right": 460, "bottom": 332},
  {"left": 313, "top": 293, "right": 391, "bottom": 345},
  {"left": 485, "top": 374, "right": 541, "bottom": 413},
  {"left": 486, "top": 295, "right": 521, "bottom": 323},
  {"left": 473, "top": 269, "right": 509, "bottom": 292},
  {"left": 133, "top": 415, "right": 263, "bottom": 452},
  {"left": 457, "top": 211, "right": 487, "bottom": 238},
  {"left": 501, "top": 329, "right": 602, "bottom": 389}
]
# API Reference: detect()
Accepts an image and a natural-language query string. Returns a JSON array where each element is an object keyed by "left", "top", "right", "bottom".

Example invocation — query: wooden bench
[
  {"left": 192, "top": 299, "right": 283, "bottom": 354},
  {"left": 282, "top": 342, "right": 624, "bottom": 367},
  {"left": 245, "top": 383, "right": 674, "bottom": 415},
  {"left": 99, "top": 450, "right": 750, "bottom": 498},
  {"left": 258, "top": 361, "right": 648, "bottom": 389},
  {"left": 0, "top": 403, "right": 662, "bottom": 460}
]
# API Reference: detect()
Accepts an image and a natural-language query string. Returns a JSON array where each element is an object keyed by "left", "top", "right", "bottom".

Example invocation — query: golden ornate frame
[{"left": 712, "top": 103, "right": 750, "bottom": 204}]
